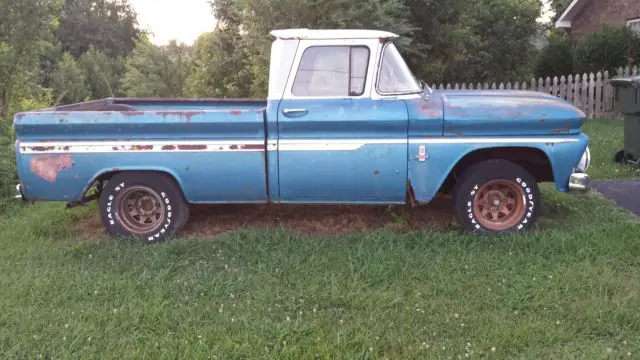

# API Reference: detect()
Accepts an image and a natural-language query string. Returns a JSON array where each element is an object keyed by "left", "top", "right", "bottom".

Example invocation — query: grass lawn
[{"left": 1, "top": 118, "right": 639, "bottom": 359}]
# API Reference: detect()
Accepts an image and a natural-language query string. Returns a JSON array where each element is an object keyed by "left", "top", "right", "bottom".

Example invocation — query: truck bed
[
  {"left": 14, "top": 98, "right": 270, "bottom": 203},
  {"left": 42, "top": 97, "right": 267, "bottom": 112}
]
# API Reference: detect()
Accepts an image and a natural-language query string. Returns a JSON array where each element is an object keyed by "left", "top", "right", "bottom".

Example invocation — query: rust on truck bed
[{"left": 29, "top": 154, "right": 74, "bottom": 183}]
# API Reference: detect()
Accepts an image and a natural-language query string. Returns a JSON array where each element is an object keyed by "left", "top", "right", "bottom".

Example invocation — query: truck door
[{"left": 276, "top": 41, "right": 409, "bottom": 203}]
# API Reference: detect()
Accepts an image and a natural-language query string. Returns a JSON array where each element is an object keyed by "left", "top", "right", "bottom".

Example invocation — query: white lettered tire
[
  {"left": 99, "top": 172, "right": 190, "bottom": 243},
  {"left": 453, "top": 160, "right": 540, "bottom": 235}
]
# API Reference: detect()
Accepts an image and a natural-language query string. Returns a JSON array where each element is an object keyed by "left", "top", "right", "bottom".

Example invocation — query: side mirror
[{"left": 419, "top": 80, "right": 433, "bottom": 95}]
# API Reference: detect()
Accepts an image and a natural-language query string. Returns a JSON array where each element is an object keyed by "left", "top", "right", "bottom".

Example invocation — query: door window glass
[{"left": 292, "top": 46, "right": 370, "bottom": 97}]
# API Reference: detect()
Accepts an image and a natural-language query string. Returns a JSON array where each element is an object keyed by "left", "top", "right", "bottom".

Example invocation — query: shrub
[
  {"left": 573, "top": 25, "right": 640, "bottom": 74},
  {"left": 0, "top": 118, "right": 16, "bottom": 212},
  {"left": 534, "top": 32, "right": 575, "bottom": 78}
]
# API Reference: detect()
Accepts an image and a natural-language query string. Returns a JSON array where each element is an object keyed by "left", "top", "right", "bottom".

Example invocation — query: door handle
[{"left": 283, "top": 108, "right": 308, "bottom": 117}]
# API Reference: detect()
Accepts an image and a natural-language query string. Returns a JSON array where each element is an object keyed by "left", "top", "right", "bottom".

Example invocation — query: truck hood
[{"left": 435, "top": 90, "right": 586, "bottom": 136}]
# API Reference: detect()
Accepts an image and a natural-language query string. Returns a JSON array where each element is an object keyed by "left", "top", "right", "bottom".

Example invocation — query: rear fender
[{"left": 81, "top": 166, "right": 186, "bottom": 199}]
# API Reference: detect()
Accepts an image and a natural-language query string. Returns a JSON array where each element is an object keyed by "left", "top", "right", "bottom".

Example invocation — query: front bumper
[{"left": 569, "top": 172, "right": 590, "bottom": 191}]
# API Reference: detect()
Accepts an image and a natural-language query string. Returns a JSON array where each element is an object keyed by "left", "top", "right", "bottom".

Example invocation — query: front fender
[{"left": 408, "top": 134, "right": 589, "bottom": 202}]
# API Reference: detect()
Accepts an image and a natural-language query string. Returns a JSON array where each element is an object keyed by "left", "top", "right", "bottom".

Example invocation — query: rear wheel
[
  {"left": 453, "top": 160, "right": 540, "bottom": 235},
  {"left": 99, "top": 172, "right": 190, "bottom": 243}
]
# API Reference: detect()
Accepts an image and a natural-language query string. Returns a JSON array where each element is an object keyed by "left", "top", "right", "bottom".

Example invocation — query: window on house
[
  {"left": 628, "top": 18, "right": 640, "bottom": 35},
  {"left": 292, "top": 46, "right": 370, "bottom": 97}
]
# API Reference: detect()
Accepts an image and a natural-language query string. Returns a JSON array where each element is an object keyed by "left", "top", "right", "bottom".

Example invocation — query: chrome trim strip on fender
[{"left": 409, "top": 137, "right": 580, "bottom": 144}]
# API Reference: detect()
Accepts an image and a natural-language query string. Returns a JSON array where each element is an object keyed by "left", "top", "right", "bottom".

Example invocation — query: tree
[
  {"left": 573, "top": 25, "right": 640, "bottom": 74},
  {"left": 206, "top": 0, "right": 543, "bottom": 92},
  {"left": 56, "top": 0, "right": 142, "bottom": 58},
  {"left": 52, "top": 52, "right": 90, "bottom": 104},
  {"left": 534, "top": 33, "right": 575, "bottom": 77},
  {"left": 0, "top": 0, "right": 61, "bottom": 116},
  {"left": 403, "top": 0, "right": 472, "bottom": 84},
  {"left": 121, "top": 40, "right": 192, "bottom": 98},
  {"left": 550, "top": 0, "right": 572, "bottom": 23},
  {"left": 207, "top": 0, "right": 415, "bottom": 97},
  {"left": 185, "top": 29, "right": 253, "bottom": 98},
  {"left": 79, "top": 46, "right": 125, "bottom": 98},
  {"left": 460, "top": 0, "right": 542, "bottom": 82}
]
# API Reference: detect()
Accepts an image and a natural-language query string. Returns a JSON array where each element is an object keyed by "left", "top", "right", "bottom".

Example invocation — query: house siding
[{"left": 569, "top": 0, "right": 640, "bottom": 39}]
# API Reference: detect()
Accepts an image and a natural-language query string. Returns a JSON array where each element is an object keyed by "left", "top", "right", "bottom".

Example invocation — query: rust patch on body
[
  {"left": 242, "top": 144, "right": 265, "bottom": 150},
  {"left": 131, "top": 145, "right": 154, "bottom": 151},
  {"left": 410, "top": 97, "right": 444, "bottom": 118},
  {"left": 230, "top": 110, "right": 242, "bottom": 116},
  {"left": 177, "top": 144, "right": 207, "bottom": 151},
  {"left": 29, "top": 154, "right": 74, "bottom": 183},
  {"left": 445, "top": 125, "right": 464, "bottom": 136},
  {"left": 549, "top": 128, "right": 569, "bottom": 134},
  {"left": 123, "top": 111, "right": 145, "bottom": 117},
  {"left": 229, "top": 144, "right": 265, "bottom": 151},
  {"left": 157, "top": 111, "right": 205, "bottom": 123},
  {"left": 162, "top": 145, "right": 177, "bottom": 151},
  {"left": 29, "top": 146, "right": 55, "bottom": 152}
]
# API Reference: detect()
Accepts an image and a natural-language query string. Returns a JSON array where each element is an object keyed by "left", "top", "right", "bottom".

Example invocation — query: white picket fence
[{"left": 431, "top": 66, "right": 640, "bottom": 118}]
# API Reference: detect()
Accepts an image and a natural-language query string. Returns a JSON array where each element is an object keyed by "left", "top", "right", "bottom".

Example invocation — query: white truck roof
[{"left": 270, "top": 29, "right": 399, "bottom": 40}]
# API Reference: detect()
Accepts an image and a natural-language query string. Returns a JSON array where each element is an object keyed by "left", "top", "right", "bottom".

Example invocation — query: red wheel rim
[{"left": 472, "top": 180, "right": 526, "bottom": 231}]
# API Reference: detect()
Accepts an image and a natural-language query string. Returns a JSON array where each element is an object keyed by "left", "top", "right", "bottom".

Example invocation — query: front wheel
[
  {"left": 453, "top": 160, "right": 540, "bottom": 235},
  {"left": 99, "top": 172, "right": 190, "bottom": 243}
]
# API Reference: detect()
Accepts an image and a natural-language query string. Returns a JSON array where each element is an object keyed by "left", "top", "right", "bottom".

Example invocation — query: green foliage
[
  {"left": 573, "top": 25, "right": 640, "bottom": 74},
  {"left": 551, "top": 0, "right": 572, "bottom": 23},
  {"left": 56, "top": 0, "right": 142, "bottom": 58},
  {"left": 203, "top": 0, "right": 542, "bottom": 93},
  {"left": 79, "top": 46, "right": 125, "bottom": 99},
  {"left": 0, "top": 0, "right": 61, "bottom": 116},
  {"left": 534, "top": 32, "right": 575, "bottom": 77},
  {"left": 52, "top": 53, "right": 90, "bottom": 104},
  {"left": 0, "top": 115, "right": 16, "bottom": 210},
  {"left": 121, "top": 41, "right": 192, "bottom": 97},
  {"left": 185, "top": 30, "right": 253, "bottom": 98},
  {"left": 459, "top": 0, "right": 541, "bottom": 82},
  {"left": 36, "top": 40, "right": 64, "bottom": 90}
]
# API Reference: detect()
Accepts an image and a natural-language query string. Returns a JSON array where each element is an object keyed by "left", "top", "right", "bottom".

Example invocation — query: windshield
[{"left": 377, "top": 43, "right": 421, "bottom": 94}]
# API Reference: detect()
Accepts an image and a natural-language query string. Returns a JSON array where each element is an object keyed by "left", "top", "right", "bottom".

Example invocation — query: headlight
[{"left": 576, "top": 146, "right": 591, "bottom": 172}]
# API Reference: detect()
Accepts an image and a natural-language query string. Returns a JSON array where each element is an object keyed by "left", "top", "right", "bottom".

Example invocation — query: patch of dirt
[{"left": 74, "top": 196, "right": 455, "bottom": 240}]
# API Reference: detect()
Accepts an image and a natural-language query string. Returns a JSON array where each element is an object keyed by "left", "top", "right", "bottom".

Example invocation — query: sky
[
  {"left": 130, "top": 0, "right": 216, "bottom": 45},
  {"left": 131, "top": 0, "right": 556, "bottom": 46}
]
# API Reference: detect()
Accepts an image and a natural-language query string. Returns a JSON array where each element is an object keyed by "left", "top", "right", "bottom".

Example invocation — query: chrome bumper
[{"left": 569, "top": 173, "right": 590, "bottom": 191}]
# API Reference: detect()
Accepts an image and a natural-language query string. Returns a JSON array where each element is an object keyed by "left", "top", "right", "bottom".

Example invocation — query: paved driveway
[{"left": 592, "top": 179, "right": 640, "bottom": 216}]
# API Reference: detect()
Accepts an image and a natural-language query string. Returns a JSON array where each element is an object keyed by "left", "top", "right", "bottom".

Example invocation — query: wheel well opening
[
  {"left": 82, "top": 170, "right": 184, "bottom": 201},
  {"left": 439, "top": 147, "right": 553, "bottom": 194}
]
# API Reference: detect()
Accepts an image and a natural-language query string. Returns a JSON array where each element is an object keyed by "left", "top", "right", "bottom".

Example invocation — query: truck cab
[{"left": 14, "top": 29, "right": 591, "bottom": 242}]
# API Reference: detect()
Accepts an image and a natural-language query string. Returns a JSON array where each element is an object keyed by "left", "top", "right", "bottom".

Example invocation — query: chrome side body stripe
[{"left": 19, "top": 137, "right": 579, "bottom": 154}]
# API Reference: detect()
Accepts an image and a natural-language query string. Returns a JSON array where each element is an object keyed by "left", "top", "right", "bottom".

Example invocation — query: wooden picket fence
[{"left": 432, "top": 66, "right": 640, "bottom": 118}]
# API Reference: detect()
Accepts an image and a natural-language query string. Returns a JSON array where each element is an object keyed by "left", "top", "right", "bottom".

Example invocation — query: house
[{"left": 555, "top": 0, "right": 640, "bottom": 39}]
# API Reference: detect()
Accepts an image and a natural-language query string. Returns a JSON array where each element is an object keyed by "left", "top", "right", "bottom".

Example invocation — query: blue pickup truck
[{"left": 14, "top": 29, "right": 591, "bottom": 242}]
